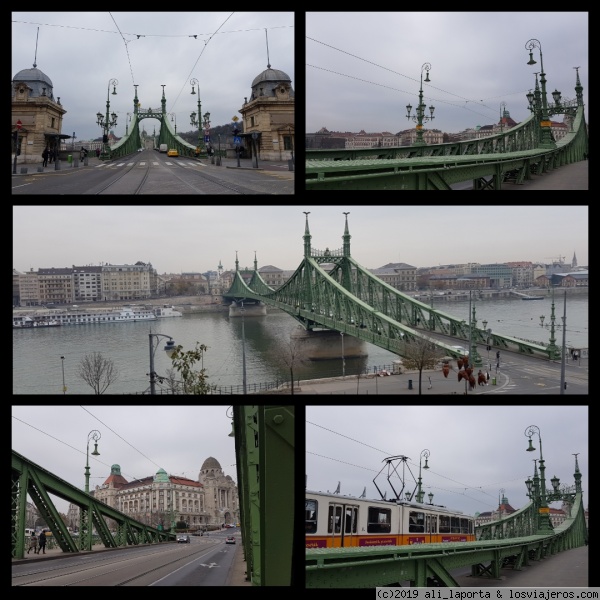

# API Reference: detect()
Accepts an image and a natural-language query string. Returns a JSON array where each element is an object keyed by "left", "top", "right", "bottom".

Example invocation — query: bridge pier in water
[
  {"left": 291, "top": 327, "right": 368, "bottom": 360},
  {"left": 229, "top": 301, "right": 267, "bottom": 317}
]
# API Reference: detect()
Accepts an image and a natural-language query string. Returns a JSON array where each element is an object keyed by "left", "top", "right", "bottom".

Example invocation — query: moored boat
[
  {"left": 521, "top": 296, "right": 545, "bottom": 300},
  {"left": 153, "top": 304, "right": 183, "bottom": 318},
  {"left": 13, "top": 305, "right": 156, "bottom": 326},
  {"left": 13, "top": 316, "right": 62, "bottom": 328}
]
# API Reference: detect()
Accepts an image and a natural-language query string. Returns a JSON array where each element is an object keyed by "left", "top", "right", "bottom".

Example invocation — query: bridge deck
[{"left": 307, "top": 149, "right": 546, "bottom": 175}]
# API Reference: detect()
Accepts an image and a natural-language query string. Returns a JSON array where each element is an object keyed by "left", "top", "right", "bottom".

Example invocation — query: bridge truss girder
[
  {"left": 224, "top": 254, "right": 553, "bottom": 361},
  {"left": 306, "top": 106, "right": 588, "bottom": 190},
  {"left": 11, "top": 450, "right": 174, "bottom": 558}
]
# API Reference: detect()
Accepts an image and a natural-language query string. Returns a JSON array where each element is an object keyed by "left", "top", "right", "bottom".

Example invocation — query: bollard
[{"left": 408, "top": 379, "right": 413, "bottom": 390}]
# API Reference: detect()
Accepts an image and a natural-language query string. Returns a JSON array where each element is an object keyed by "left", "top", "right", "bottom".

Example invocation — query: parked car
[
  {"left": 177, "top": 534, "right": 191, "bottom": 543},
  {"left": 225, "top": 536, "right": 236, "bottom": 544}
]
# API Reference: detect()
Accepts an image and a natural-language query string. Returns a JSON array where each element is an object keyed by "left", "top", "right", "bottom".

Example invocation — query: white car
[
  {"left": 137, "top": 148, "right": 143, "bottom": 152},
  {"left": 451, "top": 345, "right": 469, "bottom": 355}
]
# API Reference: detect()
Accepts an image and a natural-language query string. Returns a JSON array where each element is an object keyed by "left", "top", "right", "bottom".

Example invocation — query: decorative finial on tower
[
  {"left": 342, "top": 212, "right": 351, "bottom": 257},
  {"left": 265, "top": 28, "right": 271, "bottom": 69},
  {"left": 303, "top": 212, "right": 312, "bottom": 258}
]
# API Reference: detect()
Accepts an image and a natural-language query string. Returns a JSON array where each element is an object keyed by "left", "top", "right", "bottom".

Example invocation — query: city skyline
[
  {"left": 12, "top": 12, "right": 294, "bottom": 142},
  {"left": 12, "top": 405, "right": 238, "bottom": 515},
  {"left": 306, "top": 405, "right": 589, "bottom": 517},
  {"left": 13, "top": 206, "right": 588, "bottom": 276},
  {"left": 307, "top": 12, "right": 588, "bottom": 135}
]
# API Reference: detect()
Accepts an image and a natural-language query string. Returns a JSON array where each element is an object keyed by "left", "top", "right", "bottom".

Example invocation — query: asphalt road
[
  {"left": 11, "top": 150, "right": 295, "bottom": 195},
  {"left": 292, "top": 348, "right": 587, "bottom": 395}
]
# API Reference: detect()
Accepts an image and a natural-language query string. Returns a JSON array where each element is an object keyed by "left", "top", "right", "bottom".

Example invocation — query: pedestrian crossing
[{"left": 96, "top": 161, "right": 206, "bottom": 169}]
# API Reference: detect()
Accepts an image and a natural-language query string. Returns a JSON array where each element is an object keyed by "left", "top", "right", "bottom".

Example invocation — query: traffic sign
[
  {"left": 204, "top": 135, "right": 210, "bottom": 143},
  {"left": 234, "top": 136, "right": 241, "bottom": 145},
  {"left": 16, "top": 120, "right": 22, "bottom": 129}
]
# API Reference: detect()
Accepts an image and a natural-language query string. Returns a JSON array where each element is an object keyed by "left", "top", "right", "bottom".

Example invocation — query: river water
[{"left": 13, "top": 291, "right": 588, "bottom": 395}]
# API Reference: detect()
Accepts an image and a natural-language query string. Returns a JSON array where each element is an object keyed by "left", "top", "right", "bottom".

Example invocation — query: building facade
[
  {"left": 12, "top": 62, "right": 68, "bottom": 165},
  {"left": 239, "top": 65, "right": 294, "bottom": 161},
  {"left": 86, "top": 456, "right": 238, "bottom": 531}
]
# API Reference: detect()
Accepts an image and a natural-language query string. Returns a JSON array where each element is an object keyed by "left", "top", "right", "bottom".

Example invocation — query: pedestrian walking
[
  {"left": 27, "top": 532, "right": 37, "bottom": 554},
  {"left": 96, "top": 148, "right": 101, "bottom": 158},
  {"left": 427, "top": 376, "right": 432, "bottom": 390},
  {"left": 486, "top": 371, "right": 490, "bottom": 384},
  {"left": 42, "top": 147, "right": 49, "bottom": 167},
  {"left": 37, "top": 530, "right": 47, "bottom": 554}
]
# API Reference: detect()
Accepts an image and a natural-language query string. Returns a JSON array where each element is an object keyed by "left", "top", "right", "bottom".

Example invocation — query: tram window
[
  {"left": 439, "top": 515, "right": 450, "bottom": 533},
  {"left": 367, "top": 506, "right": 391, "bottom": 533},
  {"left": 345, "top": 506, "right": 357, "bottom": 534},
  {"left": 409, "top": 511, "right": 425, "bottom": 533},
  {"left": 451, "top": 516, "right": 460, "bottom": 533},
  {"left": 328, "top": 505, "right": 342, "bottom": 534},
  {"left": 305, "top": 499, "right": 317, "bottom": 534}
]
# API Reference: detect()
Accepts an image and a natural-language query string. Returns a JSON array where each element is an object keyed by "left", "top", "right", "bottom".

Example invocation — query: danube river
[{"left": 13, "top": 291, "right": 588, "bottom": 394}]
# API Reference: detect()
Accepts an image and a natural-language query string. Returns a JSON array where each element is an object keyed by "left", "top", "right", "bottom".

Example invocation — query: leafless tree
[
  {"left": 401, "top": 336, "right": 445, "bottom": 395},
  {"left": 77, "top": 352, "right": 119, "bottom": 394},
  {"left": 272, "top": 329, "right": 311, "bottom": 394}
]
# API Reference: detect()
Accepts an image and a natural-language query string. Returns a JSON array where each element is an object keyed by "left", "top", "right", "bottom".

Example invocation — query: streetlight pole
[
  {"left": 525, "top": 39, "right": 555, "bottom": 149},
  {"left": 60, "top": 355, "right": 66, "bottom": 394},
  {"left": 190, "top": 78, "right": 202, "bottom": 156},
  {"left": 340, "top": 332, "right": 345, "bottom": 379},
  {"left": 416, "top": 449, "right": 430, "bottom": 503},
  {"left": 406, "top": 62, "right": 435, "bottom": 146},
  {"left": 96, "top": 78, "right": 118, "bottom": 160},
  {"left": 148, "top": 331, "right": 177, "bottom": 395},
  {"left": 240, "top": 302, "right": 247, "bottom": 395},
  {"left": 525, "top": 425, "right": 553, "bottom": 534},
  {"left": 560, "top": 290, "right": 567, "bottom": 394},
  {"left": 85, "top": 430, "right": 101, "bottom": 494}
]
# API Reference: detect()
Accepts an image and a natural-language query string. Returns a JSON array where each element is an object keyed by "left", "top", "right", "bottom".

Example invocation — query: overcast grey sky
[
  {"left": 306, "top": 405, "right": 589, "bottom": 517},
  {"left": 307, "top": 12, "right": 589, "bottom": 134},
  {"left": 12, "top": 205, "right": 588, "bottom": 275},
  {"left": 12, "top": 405, "right": 237, "bottom": 515},
  {"left": 12, "top": 12, "right": 294, "bottom": 141}
]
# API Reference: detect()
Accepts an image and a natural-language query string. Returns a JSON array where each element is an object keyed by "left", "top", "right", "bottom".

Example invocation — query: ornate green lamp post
[
  {"left": 525, "top": 425, "right": 553, "bottom": 534},
  {"left": 96, "top": 78, "right": 118, "bottom": 160},
  {"left": 525, "top": 39, "right": 555, "bottom": 149},
  {"left": 85, "top": 430, "right": 101, "bottom": 494},
  {"left": 406, "top": 63, "right": 435, "bottom": 146},
  {"left": 190, "top": 78, "right": 202, "bottom": 155},
  {"left": 415, "top": 449, "right": 430, "bottom": 503}
]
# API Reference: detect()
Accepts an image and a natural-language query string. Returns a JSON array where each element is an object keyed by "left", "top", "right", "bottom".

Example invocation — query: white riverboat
[
  {"left": 153, "top": 305, "right": 183, "bottom": 318},
  {"left": 13, "top": 316, "right": 61, "bottom": 329},
  {"left": 13, "top": 305, "right": 156, "bottom": 326}
]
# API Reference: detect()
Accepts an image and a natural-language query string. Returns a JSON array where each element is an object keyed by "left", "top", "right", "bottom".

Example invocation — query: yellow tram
[{"left": 305, "top": 490, "right": 475, "bottom": 549}]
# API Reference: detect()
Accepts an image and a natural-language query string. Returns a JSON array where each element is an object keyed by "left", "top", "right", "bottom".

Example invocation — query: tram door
[
  {"left": 426, "top": 514, "right": 437, "bottom": 543},
  {"left": 328, "top": 502, "right": 358, "bottom": 547}
]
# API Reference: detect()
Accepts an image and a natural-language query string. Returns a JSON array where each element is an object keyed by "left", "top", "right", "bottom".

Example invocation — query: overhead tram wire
[
  {"left": 307, "top": 36, "right": 532, "bottom": 125},
  {"left": 308, "top": 64, "right": 498, "bottom": 124},
  {"left": 307, "top": 420, "right": 528, "bottom": 506}
]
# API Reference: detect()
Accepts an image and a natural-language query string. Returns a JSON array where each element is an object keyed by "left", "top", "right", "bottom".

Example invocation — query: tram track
[
  {"left": 94, "top": 155, "right": 253, "bottom": 194},
  {"left": 13, "top": 542, "right": 224, "bottom": 586}
]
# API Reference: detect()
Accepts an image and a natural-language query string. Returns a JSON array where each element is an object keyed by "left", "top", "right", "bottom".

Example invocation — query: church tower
[{"left": 571, "top": 251, "right": 577, "bottom": 268}]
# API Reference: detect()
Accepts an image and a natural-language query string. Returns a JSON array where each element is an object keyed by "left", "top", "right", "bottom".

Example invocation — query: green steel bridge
[
  {"left": 12, "top": 406, "right": 295, "bottom": 586},
  {"left": 306, "top": 451, "right": 587, "bottom": 587},
  {"left": 306, "top": 69, "right": 588, "bottom": 190},
  {"left": 223, "top": 214, "right": 561, "bottom": 364},
  {"left": 100, "top": 86, "right": 204, "bottom": 161}
]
